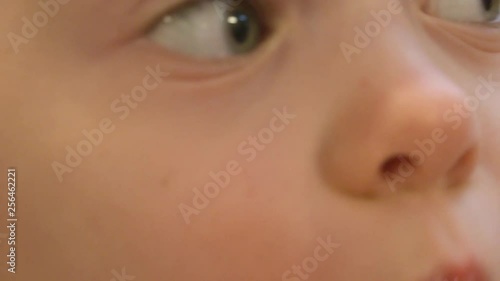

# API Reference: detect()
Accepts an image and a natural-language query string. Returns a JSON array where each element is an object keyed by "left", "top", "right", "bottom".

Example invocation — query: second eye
[
  {"left": 148, "top": 0, "right": 266, "bottom": 59},
  {"left": 426, "top": 0, "right": 500, "bottom": 23}
]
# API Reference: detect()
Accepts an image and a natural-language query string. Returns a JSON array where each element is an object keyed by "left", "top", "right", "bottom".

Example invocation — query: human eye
[
  {"left": 147, "top": 0, "right": 267, "bottom": 59},
  {"left": 425, "top": 0, "right": 500, "bottom": 24}
]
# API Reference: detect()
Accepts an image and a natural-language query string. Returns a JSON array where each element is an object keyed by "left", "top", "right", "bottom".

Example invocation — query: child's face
[{"left": 2, "top": 0, "right": 500, "bottom": 280}]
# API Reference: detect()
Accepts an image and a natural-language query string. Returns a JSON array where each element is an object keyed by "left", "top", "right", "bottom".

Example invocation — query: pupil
[
  {"left": 482, "top": 0, "right": 493, "bottom": 11},
  {"left": 227, "top": 11, "right": 251, "bottom": 45}
]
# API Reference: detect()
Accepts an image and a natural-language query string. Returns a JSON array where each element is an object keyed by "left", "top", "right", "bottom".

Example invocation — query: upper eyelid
[
  {"left": 142, "top": 0, "right": 217, "bottom": 30},
  {"left": 134, "top": 0, "right": 186, "bottom": 12},
  {"left": 144, "top": 0, "right": 285, "bottom": 33},
  {"left": 150, "top": 0, "right": 285, "bottom": 18}
]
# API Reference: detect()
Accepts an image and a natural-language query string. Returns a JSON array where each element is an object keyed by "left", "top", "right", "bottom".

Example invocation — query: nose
[{"left": 321, "top": 64, "right": 480, "bottom": 196}]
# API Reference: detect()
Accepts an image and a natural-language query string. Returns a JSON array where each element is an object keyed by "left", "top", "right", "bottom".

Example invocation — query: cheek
[
  {"left": 64, "top": 155, "right": 322, "bottom": 280},
  {"left": 157, "top": 153, "right": 317, "bottom": 279},
  {"left": 482, "top": 101, "right": 500, "bottom": 176},
  {"left": 111, "top": 119, "right": 323, "bottom": 279},
  {"left": 168, "top": 202, "right": 314, "bottom": 280},
  {"left": 18, "top": 91, "right": 317, "bottom": 280}
]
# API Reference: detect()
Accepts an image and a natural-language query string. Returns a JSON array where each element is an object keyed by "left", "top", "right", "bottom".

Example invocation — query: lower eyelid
[
  {"left": 444, "top": 21, "right": 500, "bottom": 46},
  {"left": 423, "top": 14, "right": 500, "bottom": 54}
]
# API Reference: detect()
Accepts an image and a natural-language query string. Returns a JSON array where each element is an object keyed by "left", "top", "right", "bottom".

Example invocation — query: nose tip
[
  {"left": 379, "top": 89, "right": 480, "bottom": 192},
  {"left": 322, "top": 77, "right": 480, "bottom": 196}
]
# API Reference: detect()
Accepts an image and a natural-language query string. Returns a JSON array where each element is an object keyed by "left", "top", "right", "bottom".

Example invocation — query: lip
[{"left": 422, "top": 261, "right": 489, "bottom": 281}]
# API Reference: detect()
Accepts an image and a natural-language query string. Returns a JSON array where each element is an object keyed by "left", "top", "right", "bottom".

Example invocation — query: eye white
[
  {"left": 427, "top": 0, "right": 500, "bottom": 23},
  {"left": 148, "top": 1, "right": 234, "bottom": 58}
]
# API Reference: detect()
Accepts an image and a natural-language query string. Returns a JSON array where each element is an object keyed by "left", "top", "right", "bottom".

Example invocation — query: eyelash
[{"left": 151, "top": 0, "right": 279, "bottom": 25}]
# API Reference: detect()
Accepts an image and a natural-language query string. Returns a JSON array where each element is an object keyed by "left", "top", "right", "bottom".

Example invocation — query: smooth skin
[{"left": 0, "top": 0, "right": 499, "bottom": 280}]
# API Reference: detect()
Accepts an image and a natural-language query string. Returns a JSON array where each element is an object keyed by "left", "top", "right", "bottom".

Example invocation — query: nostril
[{"left": 380, "top": 154, "right": 415, "bottom": 177}]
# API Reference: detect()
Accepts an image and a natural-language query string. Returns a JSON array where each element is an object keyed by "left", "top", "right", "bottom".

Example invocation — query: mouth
[{"left": 421, "top": 261, "right": 489, "bottom": 281}]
